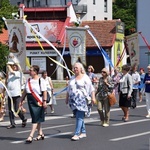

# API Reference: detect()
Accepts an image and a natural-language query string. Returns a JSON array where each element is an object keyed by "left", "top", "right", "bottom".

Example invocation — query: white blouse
[{"left": 25, "top": 78, "right": 47, "bottom": 94}]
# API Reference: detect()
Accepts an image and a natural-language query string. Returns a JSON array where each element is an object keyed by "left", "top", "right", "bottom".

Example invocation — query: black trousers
[
  {"left": 8, "top": 96, "right": 25, "bottom": 126},
  {"left": 131, "top": 89, "right": 138, "bottom": 108}
]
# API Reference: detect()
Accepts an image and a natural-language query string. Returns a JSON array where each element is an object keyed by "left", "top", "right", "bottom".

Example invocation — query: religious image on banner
[
  {"left": 6, "top": 19, "right": 26, "bottom": 71},
  {"left": 125, "top": 33, "right": 139, "bottom": 66},
  {"left": 26, "top": 22, "right": 58, "bottom": 42},
  {"left": 66, "top": 27, "right": 86, "bottom": 66}
]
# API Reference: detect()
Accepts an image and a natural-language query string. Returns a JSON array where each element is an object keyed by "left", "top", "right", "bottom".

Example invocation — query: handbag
[
  {"left": 108, "top": 93, "right": 117, "bottom": 106},
  {"left": 86, "top": 97, "right": 92, "bottom": 105}
]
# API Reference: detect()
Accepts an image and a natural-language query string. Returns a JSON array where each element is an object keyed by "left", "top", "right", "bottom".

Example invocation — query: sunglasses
[{"left": 101, "top": 71, "right": 106, "bottom": 74}]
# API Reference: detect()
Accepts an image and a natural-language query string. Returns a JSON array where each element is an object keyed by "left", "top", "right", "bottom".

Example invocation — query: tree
[
  {"left": 0, "top": 0, "right": 18, "bottom": 71},
  {"left": 0, "top": 0, "right": 18, "bottom": 32},
  {"left": 0, "top": 42, "right": 9, "bottom": 71},
  {"left": 113, "top": 0, "right": 136, "bottom": 35}
]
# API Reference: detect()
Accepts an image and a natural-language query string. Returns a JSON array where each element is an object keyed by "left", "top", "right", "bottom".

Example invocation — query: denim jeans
[{"left": 75, "top": 110, "right": 86, "bottom": 135}]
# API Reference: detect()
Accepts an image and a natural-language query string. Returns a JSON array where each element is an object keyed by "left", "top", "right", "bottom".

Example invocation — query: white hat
[{"left": 7, "top": 61, "right": 14, "bottom": 65}]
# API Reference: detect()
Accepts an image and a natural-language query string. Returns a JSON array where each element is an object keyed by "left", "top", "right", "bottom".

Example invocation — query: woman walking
[
  {"left": 118, "top": 65, "right": 133, "bottom": 122},
  {"left": 42, "top": 71, "right": 56, "bottom": 114},
  {"left": 96, "top": 68, "right": 114, "bottom": 127},
  {"left": 138, "top": 68, "right": 145, "bottom": 102},
  {"left": 20, "top": 65, "right": 47, "bottom": 143},
  {"left": 66, "top": 62, "right": 96, "bottom": 141}
]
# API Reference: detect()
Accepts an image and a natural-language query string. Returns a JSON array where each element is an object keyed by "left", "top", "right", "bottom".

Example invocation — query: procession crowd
[{"left": 0, "top": 61, "right": 150, "bottom": 143}]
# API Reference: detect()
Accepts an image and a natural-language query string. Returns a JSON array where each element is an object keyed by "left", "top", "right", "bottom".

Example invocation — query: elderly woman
[
  {"left": 118, "top": 65, "right": 133, "bottom": 122},
  {"left": 20, "top": 65, "right": 47, "bottom": 143},
  {"left": 96, "top": 68, "right": 114, "bottom": 127},
  {"left": 66, "top": 62, "right": 96, "bottom": 141},
  {"left": 112, "top": 67, "right": 122, "bottom": 95}
]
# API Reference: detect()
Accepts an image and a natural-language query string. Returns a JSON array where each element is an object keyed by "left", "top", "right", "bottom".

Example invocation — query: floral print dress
[{"left": 67, "top": 74, "right": 95, "bottom": 112}]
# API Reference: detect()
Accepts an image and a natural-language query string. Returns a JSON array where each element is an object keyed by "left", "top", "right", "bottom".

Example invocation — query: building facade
[
  {"left": 137, "top": 0, "right": 150, "bottom": 69},
  {"left": 10, "top": 0, "right": 112, "bottom": 21}
]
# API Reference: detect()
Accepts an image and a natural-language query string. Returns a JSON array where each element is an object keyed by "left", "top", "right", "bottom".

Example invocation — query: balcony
[{"left": 73, "top": 4, "right": 87, "bottom": 14}]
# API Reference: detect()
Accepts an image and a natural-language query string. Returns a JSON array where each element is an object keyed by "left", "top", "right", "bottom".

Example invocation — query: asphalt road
[{"left": 0, "top": 95, "right": 150, "bottom": 150}]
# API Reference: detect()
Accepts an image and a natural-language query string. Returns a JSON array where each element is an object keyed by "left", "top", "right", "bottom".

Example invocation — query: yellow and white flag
[
  {"left": 6, "top": 19, "right": 26, "bottom": 71},
  {"left": 126, "top": 33, "right": 140, "bottom": 66},
  {"left": 66, "top": 27, "right": 87, "bottom": 66}
]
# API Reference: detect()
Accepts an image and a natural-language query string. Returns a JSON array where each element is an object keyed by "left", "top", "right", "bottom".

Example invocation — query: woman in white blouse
[
  {"left": 20, "top": 65, "right": 47, "bottom": 143},
  {"left": 42, "top": 71, "right": 56, "bottom": 114},
  {"left": 66, "top": 62, "right": 96, "bottom": 141}
]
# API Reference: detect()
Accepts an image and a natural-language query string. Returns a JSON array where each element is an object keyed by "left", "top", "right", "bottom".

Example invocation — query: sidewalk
[
  {"left": 52, "top": 80, "right": 67, "bottom": 99},
  {"left": 54, "top": 87, "right": 67, "bottom": 99}
]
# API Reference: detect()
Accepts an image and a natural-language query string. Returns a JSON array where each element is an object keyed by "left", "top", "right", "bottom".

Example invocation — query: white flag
[
  {"left": 126, "top": 33, "right": 140, "bottom": 66},
  {"left": 66, "top": 27, "right": 86, "bottom": 66},
  {"left": 6, "top": 19, "right": 26, "bottom": 71}
]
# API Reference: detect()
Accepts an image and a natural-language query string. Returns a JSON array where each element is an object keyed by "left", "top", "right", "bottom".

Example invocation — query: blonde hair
[
  {"left": 74, "top": 62, "right": 85, "bottom": 74},
  {"left": 88, "top": 65, "right": 94, "bottom": 72}
]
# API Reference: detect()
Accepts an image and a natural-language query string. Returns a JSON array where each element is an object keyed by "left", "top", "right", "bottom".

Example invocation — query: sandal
[
  {"left": 34, "top": 134, "right": 44, "bottom": 141},
  {"left": 22, "top": 119, "right": 27, "bottom": 127},
  {"left": 26, "top": 136, "right": 33, "bottom": 144}
]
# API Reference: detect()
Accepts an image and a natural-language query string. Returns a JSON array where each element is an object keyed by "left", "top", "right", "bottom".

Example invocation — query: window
[
  {"left": 104, "top": 17, "right": 107, "bottom": 20},
  {"left": 104, "top": 0, "right": 107, "bottom": 12},
  {"left": 93, "top": 16, "right": 96, "bottom": 20},
  {"left": 93, "top": 0, "right": 96, "bottom": 5}
]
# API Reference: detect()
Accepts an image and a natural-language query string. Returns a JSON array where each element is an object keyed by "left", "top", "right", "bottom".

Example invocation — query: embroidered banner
[
  {"left": 125, "top": 33, "right": 140, "bottom": 66},
  {"left": 6, "top": 19, "right": 26, "bottom": 71},
  {"left": 66, "top": 27, "right": 87, "bottom": 66}
]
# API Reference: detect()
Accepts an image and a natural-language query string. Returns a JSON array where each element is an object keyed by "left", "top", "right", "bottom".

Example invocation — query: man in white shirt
[
  {"left": 130, "top": 65, "right": 141, "bottom": 109},
  {"left": 6, "top": 63, "right": 27, "bottom": 129}
]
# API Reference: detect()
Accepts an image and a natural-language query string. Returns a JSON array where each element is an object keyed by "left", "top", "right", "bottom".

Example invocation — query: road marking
[
  {"left": 17, "top": 118, "right": 100, "bottom": 134},
  {"left": 0, "top": 105, "right": 146, "bottom": 126},
  {"left": 11, "top": 132, "right": 73, "bottom": 144},
  {"left": 112, "top": 118, "right": 150, "bottom": 126},
  {"left": 110, "top": 131, "right": 150, "bottom": 141},
  {"left": 17, "top": 124, "right": 74, "bottom": 134}
]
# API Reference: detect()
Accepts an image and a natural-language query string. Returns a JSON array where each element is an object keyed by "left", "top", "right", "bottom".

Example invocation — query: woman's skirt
[
  {"left": 119, "top": 93, "right": 131, "bottom": 107},
  {"left": 27, "top": 94, "right": 45, "bottom": 123}
]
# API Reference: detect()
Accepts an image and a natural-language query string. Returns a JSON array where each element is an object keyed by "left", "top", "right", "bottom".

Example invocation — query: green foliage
[
  {"left": 0, "top": 0, "right": 18, "bottom": 32},
  {"left": 113, "top": 0, "right": 136, "bottom": 35},
  {"left": 0, "top": 42, "right": 9, "bottom": 71}
]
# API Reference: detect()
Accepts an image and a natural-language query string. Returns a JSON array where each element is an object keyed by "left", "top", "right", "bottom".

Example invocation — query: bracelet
[{"left": 43, "top": 100, "right": 47, "bottom": 102}]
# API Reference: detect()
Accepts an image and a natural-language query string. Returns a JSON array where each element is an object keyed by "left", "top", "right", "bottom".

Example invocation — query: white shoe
[
  {"left": 51, "top": 110, "right": 54, "bottom": 114},
  {"left": 103, "top": 123, "right": 109, "bottom": 127},
  {"left": 71, "top": 135, "right": 79, "bottom": 141},
  {"left": 78, "top": 133, "right": 87, "bottom": 139},
  {"left": 146, "top": 114, "right": 150, "bottom": 118}
]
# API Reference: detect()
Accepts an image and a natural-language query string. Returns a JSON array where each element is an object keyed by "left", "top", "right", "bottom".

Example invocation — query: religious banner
[
  {"left": 25, "top": 22, "right": 58, "bottom": 42},
  {"left": 66, "top": 27, "right": 87, "bottom": 66},
  {"left": 114, "top": 21, "right": 125, "bottom": 67},
  {"left": 6, "top": 19, "right": 26, "bottom": 71},
  {"left": 125, "top": 33, "right": 140, "bottom": 66}
]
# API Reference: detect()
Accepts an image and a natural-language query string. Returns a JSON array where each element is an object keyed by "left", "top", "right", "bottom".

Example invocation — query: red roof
[
  {"left": 0, "top": 20, "right": 119, "bottom": 49},
  {"left": 0, "top": 29, "right": 8, "bottom": 44},
  {"left": 81, "top": 20, "right": 117, "bottom": 48},
  {"left": 24, "top": 7, "right": 66, "bottom": 12}
]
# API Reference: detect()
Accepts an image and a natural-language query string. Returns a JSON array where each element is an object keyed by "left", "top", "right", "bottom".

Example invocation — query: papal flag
[
  {"left": 6, "top": 19, "right": 26, "bottom": 71},
  {"left": 125, "top": 33, "right": 140, "bottom": 66},
  {"left": 66, "top": 27, "right": 86, "bottom": 66}
]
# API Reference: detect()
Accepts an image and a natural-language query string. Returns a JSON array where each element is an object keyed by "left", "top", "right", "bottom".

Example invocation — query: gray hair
[{"left": 74, "top": 62, "right": 85, "bottom": 74}]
